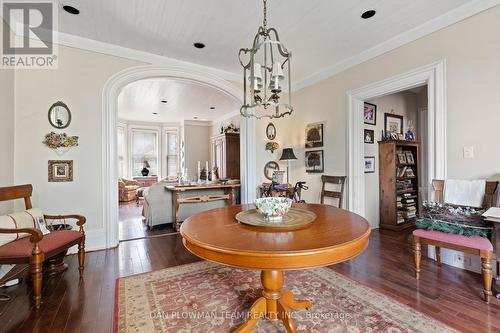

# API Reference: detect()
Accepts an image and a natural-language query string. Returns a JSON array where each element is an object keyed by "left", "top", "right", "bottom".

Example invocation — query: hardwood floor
[
  {"left": 0, "top": 228, "right": 499, "bottom": 333},
  {"left": 118, "top": 201, "right": 176, "bottom": 241}
]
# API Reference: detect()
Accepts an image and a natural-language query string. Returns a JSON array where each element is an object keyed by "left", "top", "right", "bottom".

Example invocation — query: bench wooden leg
[
  {"left": 29, "top": 244, "right": 44, "bottom": 309},
  {"left": 481, "top": 252, "right": 493, "bottom": 304},
  {"left": 435, "top": 246, "right": 441, "bottom": 266},
  {"left": 413, "top": 236, "right": 421, "bottom": 279}
]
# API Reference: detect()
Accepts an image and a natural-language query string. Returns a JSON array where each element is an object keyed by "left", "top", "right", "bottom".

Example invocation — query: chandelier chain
[{"left": 263, "top": 0, "right": 267, "bottom": 32}]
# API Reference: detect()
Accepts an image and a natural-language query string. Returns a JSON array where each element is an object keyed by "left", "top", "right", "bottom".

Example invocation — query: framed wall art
[
  {"left": 48, "top": 160, "right": 73, "bottom": 182},
  {"left": 305, "top": 150, "right": 324, "bottom": 173},
  {"left": 266, "top": 123, "right": 276, "bottom": 140},
  {"left": 384, "top": 113, "right": 404, "bottom": 135},
  {"left": 364, "top": 102, "right": 377, "bottom": 125},
  {"left": 305, "top": 123, "right": 323, "bottom": 148},
  {"left": 364, "top": 156, "right": 375, "bottom": 173},
  {"left": 364, "top": 129, "right": 374, "bottom": 144},
  {"left": 264, "top": 161, "right": 280, "bottom": 180}
]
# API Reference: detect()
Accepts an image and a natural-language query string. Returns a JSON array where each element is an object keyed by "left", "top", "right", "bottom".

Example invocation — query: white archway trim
[
  {"left": 102, "top": 65, "right": 252, "bottom": 248},
  {"left": 346, "top": 60, "right": 446, "bottom": 218}
]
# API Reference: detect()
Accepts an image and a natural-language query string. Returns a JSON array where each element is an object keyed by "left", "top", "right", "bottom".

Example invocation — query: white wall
[
  {"left": 13, "top": 45, "right": 144, "bottom": 246},
  {"left": 0, "top": 22, "right": 15, "bottom": 215},
  {"left": 364, "top": 91, "right": 421, "bottom": 228},
  {"left": 0, "top": 67, "right": 15, "bottom": 215},
  {"left": 184, "top": 123, "right": 211, "bottom": 180},
  {"left": 256, "top": 5, "right": 500, "bottom": 207}
]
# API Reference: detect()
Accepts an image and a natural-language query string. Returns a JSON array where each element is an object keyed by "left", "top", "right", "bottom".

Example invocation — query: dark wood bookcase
[{"left": 378, "top": 140, "right": 420, "bottom": 230}]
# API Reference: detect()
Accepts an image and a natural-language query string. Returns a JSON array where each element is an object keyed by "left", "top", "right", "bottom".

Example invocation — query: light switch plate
[{"left": 463, "top": 146, "right": 474, "bottom": 159}]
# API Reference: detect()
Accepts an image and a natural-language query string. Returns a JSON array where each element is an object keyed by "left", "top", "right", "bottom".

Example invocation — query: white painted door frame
[
  {"left": 102, "top": 65, "right": 254, "bottom": 248},
  {"left": 346, "top": 60, "right": 447, "bottom": 217}
]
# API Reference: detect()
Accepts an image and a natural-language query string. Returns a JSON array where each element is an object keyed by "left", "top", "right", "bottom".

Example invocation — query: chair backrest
[
  {"left": 432, "top": 179, "right": 498, "bottom": 209},
  {"left": 320, "top": 176, "right": 346, "bottom": 208},
  {"left": 0, "top": 184, "right": 33, "bottom": 210}
]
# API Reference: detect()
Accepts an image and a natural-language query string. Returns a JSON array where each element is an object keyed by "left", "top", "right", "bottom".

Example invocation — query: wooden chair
[
  {"left": 0, "top": 184, "right": 86, "bottom": 308},
  {"left": 413, "top": 179, "right": 498, "bottom": 303},
  {"left": 320, "top": 176, "right": 346, "bottom": 208}
]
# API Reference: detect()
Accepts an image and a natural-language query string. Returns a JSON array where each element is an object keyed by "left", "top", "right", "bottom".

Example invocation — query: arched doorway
[{"left": 102, "top": 66, "right": 256, "bottom": 248}]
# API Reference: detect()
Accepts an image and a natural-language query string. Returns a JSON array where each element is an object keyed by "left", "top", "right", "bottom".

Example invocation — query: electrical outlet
[{"left": 455, "top": 253, "right": 465, "bottom": 267}]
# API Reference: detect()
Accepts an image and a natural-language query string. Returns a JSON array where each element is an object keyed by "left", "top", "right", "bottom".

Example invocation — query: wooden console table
[{"left": 166, "top": 183, "right": 240, "bottom": 231}]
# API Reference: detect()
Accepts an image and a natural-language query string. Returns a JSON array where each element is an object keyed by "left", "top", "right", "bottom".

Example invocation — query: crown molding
[
  {"left": 55, "top": 31, "right": 241, "bottom": 82},
  {"left": 292, "top": 0, "right": 500, "bottom": 91}
]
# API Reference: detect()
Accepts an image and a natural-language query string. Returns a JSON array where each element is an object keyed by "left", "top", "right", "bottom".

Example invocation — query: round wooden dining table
[{"left": 180, "top": 203, "right": 371, "bottom": 333}]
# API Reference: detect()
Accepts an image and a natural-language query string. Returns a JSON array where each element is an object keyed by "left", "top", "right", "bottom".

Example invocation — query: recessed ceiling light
[
  {"left": 193, "top": 42, "right": 205, "bottom": 49},
  {"left": 62, "top": 5, "right": 80, "bottom": 15},
  {"left": 193, "top": 116, "right": 199, "bottom": 120},
  {"left": 209, "top": 106, "right": 215, "bottom": 110},
  {"left": 361, "top": 10, "right": 376, "bottom": 19},
  {"left": 152, "top": 112, "right": 158, "bottom": 115},
  {"left": 160, "top": 100, "right": 168, "bottom": 104}
]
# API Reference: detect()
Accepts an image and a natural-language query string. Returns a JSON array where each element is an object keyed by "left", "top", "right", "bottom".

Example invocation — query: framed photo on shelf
[
  {"left": 48, "top": 160, "right": 73, "bottom": 182},
  {"left": 364, "top": 102, "right": 377, "bottom": 125},
  {"left": 305, "top": 123, "right": 323, "bottom": 148},
  {"left": 405, "top": 152, "right": 415, "bottom": 164},
  {"left": 364, "top": 156, "right": 375, "bottom": 173},
  {"left": 305, "top": 150, "right": 324, "bottom": 173},
  {"left": 397, "top": 153, "right": 407, "bottom": 164},
  {"left": 364, "top": 129, "right": 374, "bottom": 144},
  {"left": 384, "top": 113, "right": 404, "bottom": 135}
]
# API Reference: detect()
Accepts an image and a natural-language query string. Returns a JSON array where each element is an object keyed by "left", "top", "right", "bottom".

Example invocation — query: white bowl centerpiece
[{"left": 253, "top": 197, "right": 292, "bottom": 222}]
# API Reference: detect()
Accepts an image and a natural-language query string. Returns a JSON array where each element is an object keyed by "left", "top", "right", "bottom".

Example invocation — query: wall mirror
[{"left": 48, "top": 101, "right": 72, "bottom": 129}]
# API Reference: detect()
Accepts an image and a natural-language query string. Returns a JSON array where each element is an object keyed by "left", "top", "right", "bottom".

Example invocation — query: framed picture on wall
[
  {"left": 364, "top": 156, "right": 375, "bottom": 173},
  {"left": 384, "top": 113, "right": 404, "bottom": 134},
  {"left": 364, "top": 129, "right": 374, "bottom": 144},
  {"left": 48, "top": 160, "right": 73, "bottom": 182},
  {"left": 364, "top": 102, "right": 377, "bottom": 125},
  {"left": 305, "top": 123, "right": 323, "bottom": 148},
  {"left": 305, "top": 150, "right": 324, "bottom": 173}
]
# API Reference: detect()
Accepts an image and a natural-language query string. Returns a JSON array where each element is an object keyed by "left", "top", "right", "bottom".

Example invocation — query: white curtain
[{"left": 166, "top": 131, "right": 178, "bottom": 177}]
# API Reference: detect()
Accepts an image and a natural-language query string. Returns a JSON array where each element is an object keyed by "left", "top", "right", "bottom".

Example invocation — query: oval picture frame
[
  {"left": 266, "top": 123, "right": 276, "bottom": 140},
  {"left": 264, "top": 161, "right": 280, "bottom": 180},
  {"left": 48, "top": 101, "right": 72, "bottom": 129}
]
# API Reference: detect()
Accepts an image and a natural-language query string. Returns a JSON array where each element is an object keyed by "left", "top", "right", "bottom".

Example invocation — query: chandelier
[{"left": 239, "top": 0, "right": 293, "bottom": 119}]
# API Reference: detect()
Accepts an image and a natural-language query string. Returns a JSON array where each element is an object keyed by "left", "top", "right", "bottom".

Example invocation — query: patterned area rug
[{"left": 114, "top": 261, "right": 456, "bottom": 333}]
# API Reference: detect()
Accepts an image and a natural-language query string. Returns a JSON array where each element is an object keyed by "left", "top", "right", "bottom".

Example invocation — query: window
[
  {"left": 165, "top": 131, "right": 179, "bottom": 177},
  {"left": 131, "top": 130, "right": 158, "bottom": 176},
  {"left": 117, "top": 126, "right": 126, "bottom": 178}
]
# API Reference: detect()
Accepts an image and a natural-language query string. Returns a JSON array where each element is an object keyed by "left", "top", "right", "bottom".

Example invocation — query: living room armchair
[
  {"left": 0, "top": 184, "right": 85, "bottom": 309},
  {"left": 119, "top": 178, "right": 140, "bottom": 202}
]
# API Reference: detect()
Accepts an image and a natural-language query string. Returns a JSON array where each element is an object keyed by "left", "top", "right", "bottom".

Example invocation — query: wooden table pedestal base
[{"left": 234, "top": 270, "right": 312, "bottom": 333}]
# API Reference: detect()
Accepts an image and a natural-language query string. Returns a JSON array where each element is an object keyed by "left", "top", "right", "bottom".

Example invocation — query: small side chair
[
  {"left": 0, "top": 184, "right": 85, "bottom": 308},
  {"left": 320, "top": 176, "right": 346, "bottom": 208}
]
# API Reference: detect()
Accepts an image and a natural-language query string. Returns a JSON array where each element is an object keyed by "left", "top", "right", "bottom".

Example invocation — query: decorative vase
[{"left": 141, "top": 168, "right": 149, "bottom": 176}]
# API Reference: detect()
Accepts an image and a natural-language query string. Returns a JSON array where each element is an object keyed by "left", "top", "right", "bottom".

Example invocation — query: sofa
[
  {"left": 118, "top": 178, "right": 140, "bottom": 202},
  {"left": 143, "top": 179, "right": 230, "bottom": 228}
]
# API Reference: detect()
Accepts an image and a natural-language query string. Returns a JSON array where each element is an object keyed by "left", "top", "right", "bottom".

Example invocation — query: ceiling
[
  {"left": 117, "top": 78, "right": 240, "bottom": 123},
  {"left": 57, "top": 0, "right": 475, "bottom": 84}
]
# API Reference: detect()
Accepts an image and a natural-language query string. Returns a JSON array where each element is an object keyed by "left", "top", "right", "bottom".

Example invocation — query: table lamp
[{"left": 279, "top": 148, "right": 297, "bottom": 184}]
